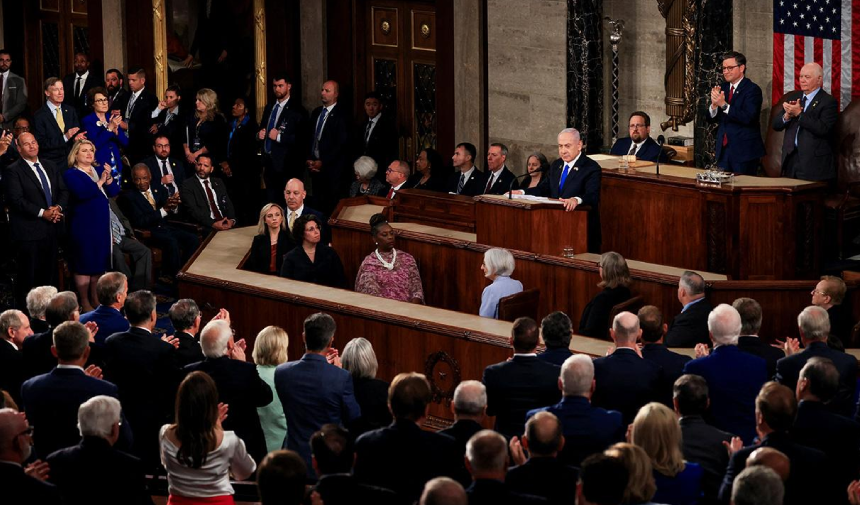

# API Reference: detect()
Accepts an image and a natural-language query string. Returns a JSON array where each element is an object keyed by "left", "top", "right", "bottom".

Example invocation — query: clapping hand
[
  {"left": 772, "top": 337, "right": 800, "bottom": 356},
  {"left": 722, "top": 436, "right": 744, "bottom": 456},
  {"left": 24, "top": 460, "right": 50, "bottom": 481},
  {"left": 710, "top": 86, "right": 726, "bottom": 108},
  {"left": 509, "top": 436, "right": 527, "bottom": 466},
  {"left": 85, "top": 364, "right": 103, "bottom": 379},
  {"left": 694, "top": 343, "right": 710, "bottom": 358},
  {"left": 217, "top": 402, "right": 229, "bottom": 425},
  {"left": 161, "top": 334, "right": 180, "bottom": 348},
  {"left": 83, "top": 321, "right": 98, "bottom": 342}
]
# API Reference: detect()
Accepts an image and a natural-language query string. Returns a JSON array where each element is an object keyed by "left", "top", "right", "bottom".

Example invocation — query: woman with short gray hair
[
  {"left": 342, "top": 337, "right": 391, "bottom": 436},
  {"left": 349, "top": 156, "right": 387, "bottom": 197},
  {"left": 479, "top": 248, "right": 523, "bottom": 319}
]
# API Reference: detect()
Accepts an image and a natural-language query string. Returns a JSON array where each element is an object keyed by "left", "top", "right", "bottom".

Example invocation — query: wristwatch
[{"left": 720, "top": 103, "right": 729, "bottom": 112}]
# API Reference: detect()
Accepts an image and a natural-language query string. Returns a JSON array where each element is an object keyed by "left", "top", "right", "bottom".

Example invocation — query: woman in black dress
[
  {"left": 247, "top": 203, "right": 294, "bottom": 274},
  {"left": 341, "top": 337, "right": 392, "bottom": 437},
  {"left": 279, "top": 214, "right": 347, "bottom": 288},
  {"left": 579, "top": 251, "right": 632, "bottom": 339},
  {"left": 406, "top": 147, "right": 446, "bottom": 191},
  {"left": 183, "top": 88, "right": 227, "bottom": 167},
  {"left": 221, "top": 97, "right": 261, "bottom": 225},
  {"left": 522, "top": 152, "right": 550, "bottom": 190}
]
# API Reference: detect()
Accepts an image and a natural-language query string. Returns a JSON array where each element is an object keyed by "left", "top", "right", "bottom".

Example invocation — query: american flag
[{"left": 773, "top": 0, "right": 857, "bottom": 110}]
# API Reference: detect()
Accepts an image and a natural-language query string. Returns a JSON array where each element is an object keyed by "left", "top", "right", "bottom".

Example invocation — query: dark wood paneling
[
  {"left": 435, "top": 0, "right": 454, "bottom": 159},
  {"left": 123, "top": 0, "right": 154, "bottom": 79},
  {"left": 263, "top": 0, "right": 302, "bottom": 117},
  {"left": 325, "top": 0, "right": 357, "bottom": 117}
]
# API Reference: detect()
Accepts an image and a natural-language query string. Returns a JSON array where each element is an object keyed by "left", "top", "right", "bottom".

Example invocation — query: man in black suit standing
[
  {"left": 105, "top": 68, "right": 128, "bottom": 112},
  {"left": 447, "top": 142, "right": 486, "bottom": 196},
  {"left": 306, "top": 80, "right": 350, "bottom": 215},
  {"left": 4, "top": 132, "right": 68, "bottom": 308},
  {"left": 665, "top": 271, "right": 713, "bottom": 348},
  {"left": 732, "top": 297, "right": 784, "bottom": 378},
  {"left": 181, "top": 153, "right": 237, "bottom": 231},
  {"left": 33, "top": 77, "right": 83, "bottom": 170},
  {"left": 0, "top": 408, "right": 62, "bottom": 503},
  {"left": 638, "top": 305, "right": 690, "bottom": 404},
  {"left": 482, "top": 143, "right": 518, "bottom": 195},
  {"left": 440, "top": 380, "right": 487, "bottom": 458},
  {"left": 168, "top": 299, "right": 204, "bottom": 368},
  {"left": 773, "top": 62, "right": 838, "bottom": 182},
  {"left": 0, "top": 310, "right": 33, "bottom": 405},
  {"left": 356, "top": 91, "right": 398, "bottom": 182},
  {"left": 122, "top": 68, "right": 158, "bottom": 163},
  {"left": 141, "top": 134, "right": 186, "bottom": 197},
  {"left": 482, "top": 317, "right": 561, "bottom": 440},
  {"left": 259, "top": 74, "right": 307, "bottom": 206},
  {"left": 62, "top": 52, "right": 99, "bottom": 119}
]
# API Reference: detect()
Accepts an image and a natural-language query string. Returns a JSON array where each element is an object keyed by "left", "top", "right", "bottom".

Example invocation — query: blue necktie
[
  {"left": 313, "top": 107, "right": 328, "bottom": 158},
  {"left": 559, "top": 164, "right": 571, "bottom": 192},
  {"left": 794, "top": 95, "right": 808, "bottom": 147},
  {"left": 33, "top": 163, "right": 53, "bottom": 207},
  {"left": 265, "top": 103, "right": 280, "bottom": 153}
]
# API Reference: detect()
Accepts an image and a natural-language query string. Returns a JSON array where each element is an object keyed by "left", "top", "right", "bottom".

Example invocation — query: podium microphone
[
  {"left": 656, "top": 135, "right": 665, "bottom": 176},
  {"left": 509, "top": 166, "right": 547, "bottom": 199}
]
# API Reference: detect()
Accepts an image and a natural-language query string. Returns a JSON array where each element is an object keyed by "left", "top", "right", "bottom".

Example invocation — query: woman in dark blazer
[
  {"left": 247, "top": 203, "right": 293, "bottom": 274},
  {"left": 221, "top": 97, "right": 261, "bottom": 225},
  {"left": 405, "top": 147, "right": 446, "bottom": 191},
  {"left": 579, "top": 251, "right": 632, "bottom": 339},
  {"left": 279, "top": 214, "right": 347, "bottom": 288},
  {"left": 183, "top": 88, "right": 227, "bottom": 166},
  {"left": 341, "top": 337, "right": 392, "bottom": 438}
]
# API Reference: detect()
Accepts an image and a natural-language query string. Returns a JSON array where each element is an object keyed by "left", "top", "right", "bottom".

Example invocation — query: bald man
[
  {"left": 283, "top": 178, "right": 329, "bottom": 243},
  {"left": 772, "top": 62, "right": 838, "bottom": 181},
  {"left": 746, "top": 447, "right": 790, "bottom": 482},
  {"left": 306, "top": 80, "right": 351, "bottom": 215}
]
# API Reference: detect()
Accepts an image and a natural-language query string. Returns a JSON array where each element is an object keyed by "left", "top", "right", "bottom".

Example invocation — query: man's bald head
[
  {"left": 284, "top": 178, "right": 307, "bottom": 211},
  {"left": 524, "top": 411, "right": 564, "bottom": 456},
  {"left": 610, "top": 311, "right": 641, "bottom": 346},
  {"left": 747, "top": 447, "right": 790, "bottom": 482},
  {"left": 800, "top": 62, "right": 824, "bottom": 92},
  {"left": 0, "top": 408, "right": 29, "bottom": 462},
  {"left": 419, "top": 477, "right": 467, "bottom": 505}
]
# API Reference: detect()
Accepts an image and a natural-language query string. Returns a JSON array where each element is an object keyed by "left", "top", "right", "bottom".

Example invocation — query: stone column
[
  {"left": 300, "top": 0, "right": 326, "bottom": 112},
  {"left": 567, "top": 0, "right": 604, "bottom": 152},
  {"left": 102, "top": 0, "right": 127, "bottom": 73},
  {"left": 454, "top": 0, "right": 486, "bottom": 161}
]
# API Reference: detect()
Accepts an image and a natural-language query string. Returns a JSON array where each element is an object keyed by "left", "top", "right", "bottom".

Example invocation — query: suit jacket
[
  {"left": 482, "top": 165, "right": 519, "bottom": 195},
  {"left": 123, "top": 89, "right": 159, "bottom": 158},
  {"left": 313, "top": 473, "right": 398, "bottom": 505},
  {"left": 151, "top": 107, "right": 186, "bottom": 155},
  {"left": 772, "top": 88, "right": 839, "bottom": 181},
  {"left": 439, "top": 418, "right": 484, "bottom": 457},
  {"left": 609, "top": 136, "right": 667, "bottom": 163},
  {"left": 665, "top": 298, "right": 714, "bottom": 348},
  {"left": 466, "top": 478, "right": 547, "bottom": 505},
  {"left": 308, "top": 103, "right": 351, "bottom": 181},
  {"left": 119, "top": 185, "right": 170, "bottom": 231},
  {"left": 592, "top": 348, "right": 664, "bottom": 424},
  {"left": 506, "top": 457, "right": 579, "bottom": 505},
  {"left": 1, "top": 71, "right": 27, "bottom": 129},
  {"left": 578, "top": 285, "right": 631, "bottom": 339},
  {"left": 4, "top": 157, "right": 69, "bottom": 242},
  {"left": 247, "top": 231, "right": 295, "bottom": 274},
  {"left": 356, "top": 113, "right": 398, "bottom": 172},
  {"left": 537, "top": 347, "right": 573, "bottom": 367},
  {"left": 173, "top": 331, "right": 204, "bottom": 368},
  {"left": 33, "top": 102, "right": 80, "bottom": 168},
  {"left": 0, "top": 461, "right": 62, "bottom": 504},
  {"left": 828, "top": 303, "right": 853, "bottom": 345},
  {"left": 525, "top": 155, "right": 601, "bottom": 205},
  {"left": 274, "top": 353, "right": 361, "bottom": 471},
  {"left": 791, "top": 399, "right": 860, "bottom": 496},
  {"left": 108, "top": 88, "right": 129, "bottom": 115},
  {"left": 141, "top": 155, "right": 186, "bottom": 195},
  {"left": 482, "top": 355, "right": 561, "bottom": 439},
  {"left": 180, "top": 175, "right": 236, "bottom": 227},
  {"left": 351, "top": 376, "right": 393, "bottom": 438},
  {"left": 354, "top": 419, "right": 461, "bottom": 504},
  {"left": 446, "top": 167, "right": 488, "bottom": 197},
  {"left": 21, "top": 329, "right": 56, "bottom": 379},
  {"left": 683, "top": 345, "right": 767, "bottom": 444},
  {"left": 261, "top": 97, "right": 308, "bottom": 178},
  {"left": 775, "top": 341, "right": 858, "bottom": 418},
  {"left": 679, "top": 415, "right": 733, "bottom": 502},
  {"left": 736, "top": 335, "right": 784, "bottom": 379},
  {"left": 80, "top": 306, "right": 130, "bottom": 347},
  {"left": 185, "top": 356, "right": 273, "bottom": 463},
  {"left": 707, "top": 78, "right": 766, "bottom": 163},
  {"left": 62, "top": 71, "right": 100, "bottom": 119},
  {"left": 641, "top": 342, "right": 692, "bottom": 404},
  {"left": 0, "top": 340, "right": 26, "bottom": 405}
]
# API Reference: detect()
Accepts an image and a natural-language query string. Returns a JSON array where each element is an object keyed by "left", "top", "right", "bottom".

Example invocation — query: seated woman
[
  {"left": 479, "top": 248, "right": 523, "bottom": 319},
  {"left": 355, "top": 214, "right": 424, "bottom": 303},
  {"left": 349, "top": 156, "right": 387, "bottom": 197},
  {"left": 629, "top": 403, "right": 704, "bottom": 505},
  {"left": 406, "top": 148, "right": 446, "bottom": 191},
  {"left": 279, "top": 214, "right": 346, "bottom": 288},
  {"left": 160, "top": 371, "right": 256, "bottom": 504},
  {"left": 247, "top": 203, "right": 293, "bottom": 274},
  {"left": 523, "top": 152, "right": 550, "bottom": 190},
  {"left": 341, "top": 337, "right": 392, "bottom": 437},
  {"left": 251, "top": 326, "right": 289, "bottom": 454},
  {"left": 604, "top": 442, "right": 662, "bottom": 505},
  {"left": 579, "top": 251, "right": 632, "bottom": 339}
]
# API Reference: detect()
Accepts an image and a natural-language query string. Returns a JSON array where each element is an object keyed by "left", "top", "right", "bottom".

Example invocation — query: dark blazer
[
  {"left": 180, "top": 175, "right": 237, "bottom": 227},
  {"left": 578, "top": 285, "right": 631, "bottom": 339},
  {"left": 119, "top": 185, "right": 170, "bottom": 230},
  {"left": 308, "top": 103, "right": 351, "bottom": 182},
  {"left": 791, "top": 399, "right": 860, "bottom": 496},
  {"left": 537, "top": 347, "right": 573, "bottom": 367},
  {"left": 1, "top": 71, "right": 27, "bottom": 129},
  {"left": 707, "top": 78, "right": 766, "bottom": 164},
  {"left": 4, "top": 157, "right": 69, "bottom": 242},
  {"left": 683, "top": 345, "right": 768, "bottom": 444},
  {"left": 108, "top": 88, "right": 129, "bottom": 114},
  {"left": 506, "top": 457, "right": 579, "bottom": 505},
  {"left": 185, "top": 356, "right": 273, "bottom": 463},
  {"left": 828, "top": 303, "right": 853, "bottom": 345},
  {"left": 482, "top": 165, "right": 519, "bottom": 195},
  {"left": 279, "top": 244, "right": 347, "bottom": 288},
  {"left": 21, "top": 329, "right": 57, "bottom": 379},
  {"left": 466, "top": 478, "right": 547, "bottom": 505},
  {"left": 247, "top": 231, "right": 294, "bottom": 274},
  {"left": 482, "top": 355, "right": 561, "bottom": 440},
  {"left": 665, "top": 298, "right": 714, "bottom": 348},
  {"left": 0, "top": 340, "right": 26, "bottom": 405},
  {"left": 33, "top": 102, "right": 80, "bottom": 169},
  {"left": 439, "top": 418, "right": 484, "bottom": 457},
  {"left": 260, "top": 97, "right": 308, "bottom": 179},
  {"left": 141, "top": 155, "right": 186, "bottom": 195},
  {"left": 30, "top": 318, "right": 50, "bottom": 335},
  {"left": 173, "top": 331, "right": 204, "bottom": 368},
  {"left": 609, "top": 136, "right": 667, "bottom": 162},
  {"left": 356, "top": 113, "right": 398, "bottom": 174},
  {"left": 123, "top": 89, "right": 159, "bottom": 159},
  {"left": 405, "top": 172, "right": 447, "bottom": 192},
  {"left": 592, "top": 348, "right": 664, "bottom": 424},
  {"left": 354, "top": 419, "right": 462, "bottom": 504},
  {"left": 351, "top": 376, "right": 392, "bottom": 438},
  {"left": 525, "top": 155, "right": 601, "bottom": 205},
  {"left": 772, "top": 88, "right": 839, "bottom": 181},
  {"left": 79, "top": 306, "right": 130, "bottom": 347},
  {"left": 184, "top": 113, "right": 229, "bottom": 163},
  {"left": 313, "top": 473, "right": 398, "bottom": 505},
  {"left": 775, "top": 341, "right": 858, "bottom": 418},
  {"left": 0, "top": 461, "right": 62, "bottom": 504},
  {"left": 152, "top": 107, "right": 186, "bottom": 155},
  {"left": 47, "top": 436, "right": 153, "bottom": 505},
  {"left": 736, "top": 335, "right": 784, "bottom": 379},
  {"left": 641, "top": 342, "right": 692, "bottom": 404},
  {"left": 446, "top": 167, "right": 488, "bottom": 197},
  {"left": 679, "top": 415, "right": 733, "bottom": 502},
  {"left": 62, "top": 71, "right": 101, "bottom": 119}
]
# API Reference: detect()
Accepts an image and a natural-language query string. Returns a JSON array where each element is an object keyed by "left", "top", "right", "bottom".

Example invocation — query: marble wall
[
  {"left": 733, "top": 0, "right": 774, "bottom": 133},
  {"left": 103, "top": 1, "right": 127, "bottom": 73},
  {"left": 454, "top": 0, "right": 487, "bottom": 166},
  {"left": 299, "top": 0, "right": 326, "bottom": 112}
]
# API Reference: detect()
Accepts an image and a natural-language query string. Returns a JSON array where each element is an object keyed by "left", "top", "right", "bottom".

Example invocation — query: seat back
[
  {"left": 604, "top": 295, "right": 645, "bottom": 340},
  {"left": 498, "top": 288, "right": 540, "bottom": 322}
]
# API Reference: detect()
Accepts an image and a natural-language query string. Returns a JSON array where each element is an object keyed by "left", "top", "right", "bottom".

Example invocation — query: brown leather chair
[
  {"left": 605, "top": 295, "right": 645, "bottom": 341},
  {"left": 497, "top": 288, "right": 540, "bottom": 323}
]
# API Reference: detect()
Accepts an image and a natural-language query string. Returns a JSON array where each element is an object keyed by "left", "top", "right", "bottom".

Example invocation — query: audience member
[
  {"left": 0, "top": 407, "right": 62, "bottom": 503},
  {"left": 481, "top": 143, "right": 518, "bottom": 195},
  {"left": 527, "top": 354, "right": 624, "bottom": 467},
  {"left": 104, "top": 68, "right": 128, "bottom": 112},
  {"left": 168, "top": 298, "right": 205, "bottom": 367},
  {"left": 0, "top": 116, "right": 25, "bottom": 167},
  {"left": 46, "top": 395, "right": 151, "bottom": 505},
  {"left": 812, "top": 275, "right": 852, "bottom": 346},
  {"left": 33, "top": 77, "right": 82, "bottom": 169},
  {"left": 25, "top": 285, "right": 57, "bottom": 334},
  {"left": 464, "top": 429, "right": 546, "bottom": 504},
  {"left": 342, "top": 337, "right": 392, "bottom": 436},
  {"left": 603, "top": 443, "right": 660, "bottom": 505},
  {"left": 682, "top": 304, "right": 767, "bottom": 444},
  {"left": 142, "top": 133, "right": 186, "bottom": 196},
  {"left": 0, "top": 49, "right": 27, "bottom": 130},
  {"left": 383, "top": 160, "right": 410, "bottom": 199},
  {"left": 149, "top": 85, "right": 185, "bottom": 158},
  {"left": 731, "top": 466, "right": 784, "bottom": 505},
  {"left": 507, "top": 411, "right": 579, "bottom": 505},
  {"left": 256, "top": 449, "right": 308, "bottom": 505},
  {"left": 0, "top": 310, "right": 32, "bottom": 405},
  {"left": 81, "top": 86, "right": 128, "bottom": 183},
  {"left": 522, "top": 152, "right": 549, "bottom": 190},
  {"left": 576, "top": 453, "right": 629, "bottom": 505},
  {"left": 579, "top": 251, "right": 632, "bottom": 339},
  {"left": 610, "top": 111, "right": 666, "bottom": 162},
  {"left": 107, "top": 196, "right": 154, "bottom": 291},
  {"left": 537, "top": 311, "right": 574, "bottom": 366},
  {"left": 350, "top": 155, "right": 387, "bottom": 197},
  {"left": 356, "top": 91, "right": 398, "bottom": 176},
  {"left": 745, "top": 446, "right": 790, "bottom": 482},
  {"left": 221, "top": 96, "right": 261, "bottom": 224},
  {"left": 447, "top": 142, "right": 487, "bottom": 196},
  {"left": 666, "top": 271, "right": 713, "bottom": 347},
  {"left": 280, "top": 213, "right": 347, "bottom": 287},
  {"left": 592, "top": 311, "right": 663, "bottom": 424},
  {"left": 251, "top": 326, "right": 289, "bottom": 454},
  {"left": 732, "top": 297, "right": 784, "bottom": 378},
  {"left": 420, "top": 477, "right": 468, "bottom": 505},
  {"left": 247, "top": 203, "right": 294, "bottom": 274},
  {"left": 483, "top": 317, "right": 561, "bottom": 439},
  {"left": 282, "top": 178, "right": 327, "bottom": 239},
  {"left": 23, "top": 291, "right": 81, "bottom": 378},
  {"left": 122, "top": 67, "right": 158, "bottom": 162},
  {"left": 181, "top": 153, "right": 237, "bottom": 230},
  {"left": 160, "top": 371, "right": 257, "bottom": 501},
  {"left": 639, "top": 305, "right": 691, "bottom": 404},
  {"left": 79, "top": 272, "right": 130, "bottom": 346},
  {"left": 440, "top": 380, "right": 486, "bottom": 457},
  {"left": 258, "top": 73, "right": 307, "bottom": 205},
  {"left": 407, "top": 148, "right": 447, "bottom": 191},
  {"left": 306, "top": 80, "right": 351, "bottom": 215},
  {"left": 479, "top": 247, "right": 523, "bottom": 319},
  {"left": 355, "top": 213, "right": 425, "bottom": 303}
]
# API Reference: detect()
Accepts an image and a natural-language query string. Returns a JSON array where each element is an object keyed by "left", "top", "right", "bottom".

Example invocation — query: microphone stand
[
  {"left": 656, "top": 135, "right": 665, "bottom": 177},
  {"left": 508, "top": 167, "right": 548, "bottom": 199}
]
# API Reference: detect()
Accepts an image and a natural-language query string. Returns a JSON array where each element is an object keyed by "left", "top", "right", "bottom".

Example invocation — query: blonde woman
[
  {"left": 604, "top": 442, "right": 663, "bottom": 505},
  {"left": 183, "top": 88, "right": 227, "bottom": 165},
  {"left": 247, "top": 204, "right": 293, "bottom": 274},
  {"left": 629, "top": 403, "right": 703, "bottom": 505},
  {"left": 251, "top": 326, "right": 289, "bottom": 454},
  {"left": 579, "top": 251, "right": 633, "bottom": 339}
]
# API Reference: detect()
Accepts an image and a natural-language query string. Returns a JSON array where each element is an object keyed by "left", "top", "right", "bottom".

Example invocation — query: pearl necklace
[{"left": 375, "top": 248, "right": 396, "bottom": 270}]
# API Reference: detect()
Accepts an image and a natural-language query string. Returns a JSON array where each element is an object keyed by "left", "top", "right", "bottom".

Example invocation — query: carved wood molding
[
  {"left": 706, "top": 200, "right": 727, "bottom": 273},
  {"left": 424, "top": 351, "right": 462, "bottom": 405}
]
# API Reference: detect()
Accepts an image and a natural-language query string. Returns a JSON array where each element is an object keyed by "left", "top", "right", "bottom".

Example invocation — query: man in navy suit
[
  {"left": 306, "top": 80, "right": 351, "bottom": 215},
  {"left": 638, "top": 305, "right": 691, "bottom": 404},
  {"left": 609, "top": 112, "right": 666, "bottom": 163},
  {"left": 481, "top": 143, "right": 518, "bottom": 195},
  {"left": 447, "top": 142, "right": 487, "bottom": 196},
  {"left": 259, "top": 74, "right": 308, "bottom": 206},
  {"left": 181, "top": 153, "right": 237, "bottom": 230},
  {"left": 79, "top": 272, "right": 130, "bottom": 347},
  {"left": 707, "top": 51, "right": 765, "bottom": 175},
  {"left": 355, "top": 91, "right": 398, "bottom": 182},
  {"left": 141, "top": 134, "right": 186, "bottom": 197},
  {"left": 537, "top": 311, "right": 574, "bottom": 366},
  {"left": 33, "top": 77, "right": 83, "bottom": 169},
  {"left": 463, "top": 430, "right": 546, "bottom": 505},
  {"left": 0, "top": 408, "right": 62, "bottom": 503},
  {"left": 683, "top": 304, "right": 768, "bottom": 444},
  {"left": 482, "top": 317, "right": 561, "bottom": 440},
  {"left": 732, "top": 297, "right": 784, "bottom": 378},
  {"left": 274, "top": 313, "right": 361, "bottom": 473},
  {"left": 665, "top": 271, "right": 714, "bottom": 348},
  {"left": 122, "top": 68, "right": 159, "bottom": 163},
  {"left": 168, "top": 299, "right": 205, "bottom": 368},
  {"left": 62, "top": 52, "right": 100, "bottom": 119}
]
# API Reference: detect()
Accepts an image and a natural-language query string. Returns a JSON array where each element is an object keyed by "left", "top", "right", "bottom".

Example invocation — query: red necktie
[
  {"left": 203, "top": 180, "right": 224, "bottom": 220},
  {"left": 386, "top": 187, "right": 395, "bottom": 199},
  {"left": 722, "top": 86, "right": 734, "bottom": 147},
  {"left": 485, "top": 174, "right": 494, "bottom": 194}
]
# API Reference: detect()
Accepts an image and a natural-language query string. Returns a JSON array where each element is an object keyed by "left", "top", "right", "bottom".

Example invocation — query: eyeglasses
[
  {"left": 17, "top": 426, "right": 34, "bottom": 437},
  {"left": 93, "top": 98, "right": 109, "bottom": 103},
  {"left": 629, "top": 124, "right": 647, "bottom": 129},
  {"left": 721, "top": 65, "right": 740, "bottom": 72},
  {"left": 811, "top": 289, "right": 828, "bottom": 296}
]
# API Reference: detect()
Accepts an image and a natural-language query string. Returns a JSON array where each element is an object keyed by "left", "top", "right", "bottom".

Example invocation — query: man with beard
[
  {"left": 609, "top": 111, "right": 666, "bottom": 163},
  {"left": 0, "top": 49, "right": 27, "bottom": 130},
  {"left": 258, "top": 74, "right": 307, "bottom": 206},
  {"left": 105, "top": 68, "right": 129, "bottom": 113},
  {"left": 62, "top": 52, "right": 100, "bottom": 119}
]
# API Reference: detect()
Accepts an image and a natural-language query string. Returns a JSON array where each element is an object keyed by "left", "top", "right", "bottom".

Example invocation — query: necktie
[
  {"left": 203, "top": 180, "right": 223, "bottom": 220},
  {"left": 288, "top": 211, "right": 296, "bottom": 231},
  {"left": 386, "top": 186, "right": 395, "bottom": 199},
  {"left": 484, "top": 173, "right": 495, "bottom": 194},
  {"left": 265, "top": 103, "right": 280, "bottom": 153},
  {"left": 161, "top": 159, "right": 175, "bottom": 195},
  {"left": 109, "top": 208, "right": 124, "bottom": 245},
  {"left": 108, "top": 94, "right": 113, "bottom": 108},
  {"left": 794, "top": 95, "right": 808, "bottom": 147},
  {"left": 365, "top": 120, "right": 373, "bottom": 145},
  {"left": 33, "top": 163, "right": 53, "bottom": 206},
  {"left": 559, "top": 164, "right": 571, "bottom": 192},
  {"left": 457, "top": 173, "right": 466, "bottom": 194},
  {"left": 0, "top": 73, "right": 4, "bottom": 108},
  {"left": 55, "top": 107, "right": 65, "bottom": 133},
  {"left": 313, "top": 107, "right": 328, "bottom": 158},
  {"left": 165, "top": 111, "right": 174, "bottom": 125},
  {"left": 722, "top": 86, "right": 735, "bottom": 147},
  {"left": 627, "top": 144, "right": 637, "bottom": 156},
  {"left": 144, "top": 190, "right": 157, "bottom": 210},
  {"left": 127, "top": 93, "right": 137, "bottom": 117},
  {"left": 75, "top": 76, "right": 82, "bottom": 98}
]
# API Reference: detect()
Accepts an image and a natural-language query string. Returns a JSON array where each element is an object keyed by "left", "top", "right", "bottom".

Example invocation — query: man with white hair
[
  {"left": 683, "top": 304, "right": 768, "bottom": 444},
  {"left": 776, "top": 305, "right": 858, "bottom": 418},
  {"left": 666, "top": 271, "right": 714, "bottom": 348},
  {"left": 440, "top": 380, "right": 487, "bottom": 456},
  {"left": 526, "top": 354, "right": 624, "bottom": 467},
  {"left": 0, "top": 309, "right": 33, "bottom": 404},
  {"left": 25, "top": 285, "right": 57, "bottom": 334},
  {"left": 46, "top": 395, "right": 151, "bottom": 504},
  {"left": 185, "top": 317, "right": 273, "bottom": 464},
  {"left": 464, "top": 430, "right": 545, "bottom": 504},
  {"left": 730, "top": 466, "right": 784, "bottom": 505},
  {"left": 0, "top": 408, "right": 61, "bottom": 502}
]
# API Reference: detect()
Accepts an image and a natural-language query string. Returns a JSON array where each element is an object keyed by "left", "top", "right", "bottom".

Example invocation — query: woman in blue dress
[
  {"left": 63, "top": 139, "right": 121, "bottom": 311},
  {"left": 81, "top": 87, "right": 127, "bottom": 185}
]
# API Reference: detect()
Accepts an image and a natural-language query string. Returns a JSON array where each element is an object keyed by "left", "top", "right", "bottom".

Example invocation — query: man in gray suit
[{"left": 0, "top": 50, "right": 28, "bottom": 130}]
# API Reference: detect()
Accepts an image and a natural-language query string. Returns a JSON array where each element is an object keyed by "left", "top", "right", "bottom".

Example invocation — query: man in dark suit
[
  {"left": 482, "top": 317, "right": 561, "bottom": 440},
  {"left": 259, "top": 74, "right": 308, "bottom": 206},
  {"left": 0, "top": 408, "right": 62, "bottom": 503},
  {"left": 62, "top": 52, "right": 100, "bottom": 120},
  {"left": 609, "top": 111, "right": 667, "bottom": 163},
  {"left": 0, "top": 50, "right": 28, "bottom": 130},
  {"left": 382, "top": 160, "right": 408, "bottom": 200},
  {"left": 447, "top": 142, "right": 487, "bottom": 196},
  {"left": 527, "top": 354, "right": 625, "bottom": 467},
  {"left": 481, "top": 143, "right": 518, "bottom": 195},
  {"left": 591, "top": 311, "right": 664, "bottom": 423},
  {"left": 306, "top": 80, "right": 351, "bottom": 215},
  {"left": 46, "top": 395, "right": 152, "bottom": 505},
  {"left": 537, "top": 311, "right": 574, "bottom": 366},
  {"left": 33, "top": 77, "right": 83, "bottom": 169},
  {"left": 773, "top": 62, "right": 839, "bottom": 182},
  {"left": 356, "top": 91, "right": 398, "bottom": 182},
  {"left": 185, "top": 318, "right": 272, "bottom": 464},
  {"left": 274, "top": 313, "right": 361, "bottom": 473},
  {"left": 105, "top": 68, "right": 128, "bottom": 112},
  {"left": 672, "top": 374, "right": 734, "bottom": 503},
  {"left": 732, "top": 297, "right": 784, "bottom": 378},
  {"left": 122, "top": 68, "right": 159, "bottom": 163},
  {"left": 776, "top": 306, "right": 858, "bottom": 418},
  {"left": 149, "top": 85, "right": 185, "bottom": 157},
  {"left": 283, "top": 178, "right": 329, "bottom": 242},
  {"left": 707, "top": 51, "right": 765, "bottom": 175},
  {"left": 79, "top": 272, "right": 130, "bottom": 347},
  {"left": 0, "top": 309, "right": 33, "bottom": 405},
  {"left": 683, "top": 304, "right": 768, "bottom": 444},
  {"left": 142, "top": 134, "right": 186, "bottom": 197},
  {"left": 0, "top": 117, "right": 28, "bottom": 169},
  {"left": 6, "top": 132, "right": 69, "bottom": 308},
  {"left": 122, "top": 163, "right": 199, "bottom": 276},
  {"left": 665, "top": 271, "right": 714, "bottom": 348},
  {"left": 464, "top": 430, "right": 546, "bottom": 504},
  {"left": 638, "top": 305, "right": 691, "bottom": 404},
  {"left": 103, "top": 290, "right": 180, "bottom": 469},
  {"left": 180, "top": 153, "right": 237, "bottom": 230},
  {"left": 354, "top": 373, "right": 462, "bottom": 504},
  {"left": 440, "top": 380, "right": 487, "bottom": 457},
  {"left": 811, "top": 275, "right": 852, "bottom": 346},
  {"left": 168, "top": 299, "right": 205, "bottom": 367}
]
